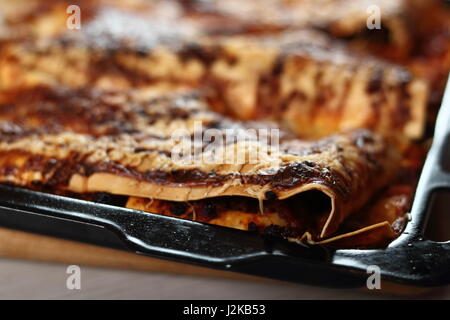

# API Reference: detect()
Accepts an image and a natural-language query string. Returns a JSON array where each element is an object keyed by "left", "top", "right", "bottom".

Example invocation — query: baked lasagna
[{"left": 0, "top": 0, "right": 447, "bottom": 248}]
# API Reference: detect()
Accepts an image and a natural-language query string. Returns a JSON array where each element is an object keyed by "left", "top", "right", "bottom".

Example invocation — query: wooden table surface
[
  {"left": 0, "top": 228, "right": 449, "bottom": 299},
  {"left": 1, "top": 258, "right": 450, "bottom": 299}
]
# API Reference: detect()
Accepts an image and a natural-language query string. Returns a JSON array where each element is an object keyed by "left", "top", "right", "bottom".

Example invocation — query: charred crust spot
[
  {"left": 354, "top": 131, "right": 376, "bottom": 148},
  {"left": 271, "top": 56, "right": 285, "bottom": 76},
  {"left": 264, "top": 190, "right": 277, "bottom": 201},
  {"left": 302, "top": 160, "right": 317, "bottom": 168},
  {"left": 164, "top": 169, "right": 222, "bottom": 185},
  {"left": 177, "top": 42, "right": 224, "bottom": 66},
  {"left": 169, "top": 202, "right": 188, "bottom": 216},
  {"left": 133, "top": 147, "right": 149, "bottom": 153},
  {"left": 270, "top": 162, "right": 317, "bottom": 188}
]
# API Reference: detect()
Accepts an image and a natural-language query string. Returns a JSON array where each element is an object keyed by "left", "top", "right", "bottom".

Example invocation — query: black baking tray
[{"left": 0, "top": 76, "right": 449, "bottom": 289}]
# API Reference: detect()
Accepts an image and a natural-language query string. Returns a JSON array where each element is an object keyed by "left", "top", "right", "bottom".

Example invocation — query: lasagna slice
[
  {"left": 0, "top": 86, "right": 400, "bottom": 241},
  {"left": 1, "top": 0, "right": 447, "bottom": 89},
  {"left": 126, "top": 138, "right": 426, "bottom": 248},
  {"left": 0, "top": 9, "right": 429, "bottom": 140},
  {"left": 179, "top": 0, "right": 450, "bottom": 63}
]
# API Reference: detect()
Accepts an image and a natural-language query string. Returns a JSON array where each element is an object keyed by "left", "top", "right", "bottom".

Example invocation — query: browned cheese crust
[
  {"left": 0, "top": 1, "right": 429, "bottom": 140},
  {"left": 126, "top": 142, "right": 427, "bottom": 248},
  {"left": 0, "top": 86, "right": 400, "bottom": 238}
]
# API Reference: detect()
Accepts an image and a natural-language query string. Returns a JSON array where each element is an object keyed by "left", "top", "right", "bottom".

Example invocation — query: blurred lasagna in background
[{"left": 0, "top": 0, "right": 448, "bottom": 248}]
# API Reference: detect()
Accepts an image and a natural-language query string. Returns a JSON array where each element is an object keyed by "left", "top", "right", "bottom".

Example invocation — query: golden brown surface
[
  {"left": 0, "top": 1, "right": 432, "bottom": 140},
  {"left": 0, "top": 86, "right": 400, "bottom": 239},
  {"left": 126, "top": 142, "right": 426, "bottom": 248}
]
